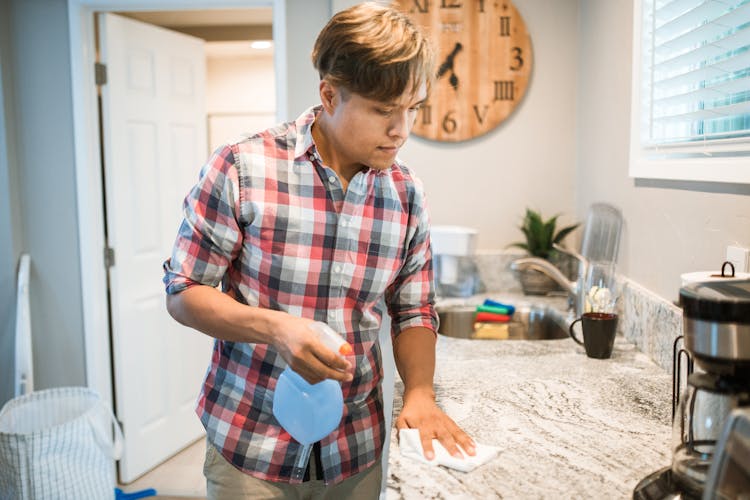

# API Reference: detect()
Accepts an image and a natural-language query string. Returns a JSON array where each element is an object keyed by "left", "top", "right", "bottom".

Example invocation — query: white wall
[
  {"left": 283, "top": 0, "right": 330, "bottom": 118},
  {"left": 3, "top": 0, "right": 86, "bottom": 402},
  {"left": 399, "top": 0, "right": 580, "bottom": 251},
  {"left": 576, "top": 0, "right": 750, "bottom": 302},
  {"left": 0, "top": 0, "right": 22, "bottom": 406}
]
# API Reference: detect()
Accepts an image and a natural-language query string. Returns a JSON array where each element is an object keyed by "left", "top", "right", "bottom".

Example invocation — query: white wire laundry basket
[
  {"left": 15, "top": 253, "right": 32, "bottom": 397},
  {"left": 0, "top": 386, "right": 123, "bottom": 500}
]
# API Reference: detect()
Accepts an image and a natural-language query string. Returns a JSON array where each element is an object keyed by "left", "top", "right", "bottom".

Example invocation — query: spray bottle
[{"left": 272, "top": 321, "right": 353, "bottom": 480}]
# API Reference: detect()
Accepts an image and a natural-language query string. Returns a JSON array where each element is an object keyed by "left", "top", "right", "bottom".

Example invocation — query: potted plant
[{"left": 510, "top": 208, "right": 580, "bottom": 295}]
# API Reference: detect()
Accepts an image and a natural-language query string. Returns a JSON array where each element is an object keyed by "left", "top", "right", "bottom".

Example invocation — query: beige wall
[
  {"left": 206, "top": 53, "right": 276, "bottom": 114},
  {"left": 577, "top": 0, "right": 750, "bottom": 302},
  {"left": 398, "top": 0, "right": 580, "bottom": 252},
  {"left": 380, "top": 0, "right": 750, "bottom": 304},
  {"left": 206, "top": 52, "right": 276, "bottom": 151}
]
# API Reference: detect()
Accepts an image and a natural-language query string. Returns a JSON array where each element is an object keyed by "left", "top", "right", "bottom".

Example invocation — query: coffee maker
[{"left": 634, "top": 278, "right": 750, "bottom": 499}]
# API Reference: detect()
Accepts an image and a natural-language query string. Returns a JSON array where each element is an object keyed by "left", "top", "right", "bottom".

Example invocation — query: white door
[{"left": 98, "top": 12, "right": 212, "bottom": 483}]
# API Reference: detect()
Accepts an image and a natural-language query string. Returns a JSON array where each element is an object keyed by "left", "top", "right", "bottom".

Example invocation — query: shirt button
[
  {"left": 328, "top": 311, "right": 335, "bottom": 319},
  {"left": 328, "top": 175, "right": 337, "bottom": 184},
  {"left": 334, "top": 265, "right": 342, "bottom": 273},
  {"left": 341, "top": 218, "right": 348, "bottom": 227}
]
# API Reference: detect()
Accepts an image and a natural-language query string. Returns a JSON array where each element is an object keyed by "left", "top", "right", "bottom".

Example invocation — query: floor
[
  {"left": 117, "top": 438, "right": 207, "bottom": 499},
  {"left": 118, "top": 434, "right": 392, "bottom": 500}
]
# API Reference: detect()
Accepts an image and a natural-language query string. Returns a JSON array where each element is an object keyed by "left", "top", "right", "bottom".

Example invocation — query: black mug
[{"left": 569, "top": 312, "right": 618, "bottom": 359}]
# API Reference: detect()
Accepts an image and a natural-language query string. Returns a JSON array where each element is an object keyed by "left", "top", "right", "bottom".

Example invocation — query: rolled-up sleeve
[
  {"left": 162, "top": 145, "right": 243, "bottom": 295},
  {"left": 385, "top": 186, "right": 438, "bottom": 338}
]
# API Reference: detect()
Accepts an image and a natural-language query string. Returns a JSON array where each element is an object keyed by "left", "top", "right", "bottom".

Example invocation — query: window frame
[{"left": 629, "top": 0, "right": 750, "bottom": 184}]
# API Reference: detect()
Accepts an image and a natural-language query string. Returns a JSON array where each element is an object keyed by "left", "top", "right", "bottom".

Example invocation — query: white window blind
[{"left": 638, "top": 0, "right": 750, "bottom": 148}]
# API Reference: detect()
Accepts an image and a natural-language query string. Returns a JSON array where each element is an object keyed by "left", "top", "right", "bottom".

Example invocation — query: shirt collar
[
  {"left": 293, "top": 105, "right": 320, "bottom": 160},
  {"left": 292, "top": 104, "right": 394, "bottom": 178}
]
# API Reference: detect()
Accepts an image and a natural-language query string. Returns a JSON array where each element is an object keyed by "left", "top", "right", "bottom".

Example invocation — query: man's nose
[{"left": 388, "top": 110, "right": 412, "bottom": 139}]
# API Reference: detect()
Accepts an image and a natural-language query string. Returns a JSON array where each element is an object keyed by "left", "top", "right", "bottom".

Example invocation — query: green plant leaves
[
  {"left": 510, "top": 208, "right": 580, "bottom": 259},
  {"left": 553, "top": 224, "right": 579, "bottom": 245}
]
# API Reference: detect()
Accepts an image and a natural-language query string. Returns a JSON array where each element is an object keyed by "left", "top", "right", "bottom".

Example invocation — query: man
[{"left": 163, "top": 3, "right": 475, "bottom": 498}]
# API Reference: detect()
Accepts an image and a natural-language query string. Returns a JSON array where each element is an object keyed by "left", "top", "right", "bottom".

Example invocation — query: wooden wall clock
[{"left": 392, "top": 0, "right": 533, "bottom": 142}]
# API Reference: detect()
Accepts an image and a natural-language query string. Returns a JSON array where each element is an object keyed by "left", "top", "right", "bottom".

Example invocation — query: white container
[
  {"left": 431, "top": 226, "right": 478, "bottom": 256},
  {"left": 431, "top": 226, "right": 479, "bottom": 296}
]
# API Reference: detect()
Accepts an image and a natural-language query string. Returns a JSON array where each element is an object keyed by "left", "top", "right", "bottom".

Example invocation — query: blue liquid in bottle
[{"left": 273, "top": 367, "right": 344, "bottom": 445}]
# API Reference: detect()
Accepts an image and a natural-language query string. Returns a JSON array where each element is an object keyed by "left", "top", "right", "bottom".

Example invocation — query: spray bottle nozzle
[{"left": 308, "top": 321, "right": 354, "bottom": 357}]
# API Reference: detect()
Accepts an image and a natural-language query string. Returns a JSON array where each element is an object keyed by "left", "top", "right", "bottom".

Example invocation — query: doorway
[
  {"left": 118, "top": 9, "right": 278, "bottom": 153},
  {"left": 70, "top": 0, "right": 282, "bottom": 483}
]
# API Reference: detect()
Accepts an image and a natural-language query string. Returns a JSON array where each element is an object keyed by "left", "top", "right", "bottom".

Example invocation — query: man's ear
[{"left": 319, "top": 79, "right": 337, "bottom": 114}]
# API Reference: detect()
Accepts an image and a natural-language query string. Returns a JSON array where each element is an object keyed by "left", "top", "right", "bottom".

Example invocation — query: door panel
[{"left": 98, "top": 12, "right": 211, "bottom": 483}]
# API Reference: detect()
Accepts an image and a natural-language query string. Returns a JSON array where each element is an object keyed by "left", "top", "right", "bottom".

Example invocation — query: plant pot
[{"left": 518, "top": 268, "right": 561, "bottom": 296}]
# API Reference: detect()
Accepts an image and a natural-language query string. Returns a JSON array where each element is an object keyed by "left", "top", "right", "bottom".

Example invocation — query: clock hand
[
  {"left": 449, "top": 72, "right": 458, "bottom": 90},
  {"left": 436, "top": 42, "right": 464, "bottom": 79}
]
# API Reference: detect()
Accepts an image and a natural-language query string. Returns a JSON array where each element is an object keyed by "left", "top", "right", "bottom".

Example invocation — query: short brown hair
[{"left": 311, "top": 2, "right": 435, "bottom": 102}]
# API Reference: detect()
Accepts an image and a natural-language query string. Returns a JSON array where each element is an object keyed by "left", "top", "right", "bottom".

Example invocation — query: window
[{"left": 630, "top": 0, "right": 750, "bottom": 183}]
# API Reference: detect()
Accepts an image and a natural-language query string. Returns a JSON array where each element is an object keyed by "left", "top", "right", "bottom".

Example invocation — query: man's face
[{"left": 323, "top": 82, "right": 428, "bottom": 172}]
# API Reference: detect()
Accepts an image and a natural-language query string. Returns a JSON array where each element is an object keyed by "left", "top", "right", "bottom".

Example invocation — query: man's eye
[{"left": 377, "top": 108, "right": 393, "bottom": 116}]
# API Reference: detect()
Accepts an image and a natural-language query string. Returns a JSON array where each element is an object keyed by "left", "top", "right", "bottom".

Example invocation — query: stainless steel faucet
[{"left": 510, "top": 244, "right": 586, "bottom": 316}]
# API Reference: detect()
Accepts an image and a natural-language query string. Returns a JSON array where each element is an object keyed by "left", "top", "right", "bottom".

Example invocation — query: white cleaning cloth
[{"left": 397, "top": 428, "right": 500, "bottom": 473}]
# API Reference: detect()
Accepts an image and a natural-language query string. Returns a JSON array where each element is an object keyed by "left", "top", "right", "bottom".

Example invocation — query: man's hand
[
  {"left": 395, "top": 388, "right": 476, "bottom": 460},
  {"left": 166, "top": 286, "right": 353, "bottom": 385},
  {"left": 392, "top": 326, "right": 476, "bottom": 460},
  {"left": 272, "top": 315, "right": 353, "bottom": 385}
]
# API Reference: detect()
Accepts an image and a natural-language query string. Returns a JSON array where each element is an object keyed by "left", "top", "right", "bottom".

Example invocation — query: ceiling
[
  {"left": 118, "top": 8, "right": 274, "bottom": 58},
  {"left": 121, "top": 8, "right": 273, "bottom": 27},
  {"left": 204, "top": 40, "right": 273, "bottom": 58}
]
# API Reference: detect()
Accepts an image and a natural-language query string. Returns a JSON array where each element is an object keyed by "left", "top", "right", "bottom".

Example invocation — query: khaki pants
[{"left": 203, "top": 441, "right": 382, "bottom": 500}]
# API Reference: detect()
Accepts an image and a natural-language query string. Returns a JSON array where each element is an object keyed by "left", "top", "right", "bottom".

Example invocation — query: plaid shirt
[{"left": 162, "top": 106, "right": 438, "bottom": 485}]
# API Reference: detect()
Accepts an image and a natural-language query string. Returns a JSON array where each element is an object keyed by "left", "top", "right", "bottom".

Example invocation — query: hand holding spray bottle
[{"left": 272, "top": 321, "right": 353, "bottom": 480}]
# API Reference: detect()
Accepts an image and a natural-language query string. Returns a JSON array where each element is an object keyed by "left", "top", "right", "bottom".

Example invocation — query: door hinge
[
  {"left": 95, "top": 62, "right": 107, "bottom": 86},
  {"left": 104, "top": 247, "right": 115, "bottom": 268}
]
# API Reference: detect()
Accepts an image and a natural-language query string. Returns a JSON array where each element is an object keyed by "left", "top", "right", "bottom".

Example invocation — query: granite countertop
[{"left": 385, "top": 298, "right": 673, "bottom": 499}]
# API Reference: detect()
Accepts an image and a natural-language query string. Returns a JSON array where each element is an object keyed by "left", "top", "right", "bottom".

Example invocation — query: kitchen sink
[{"left": 436, "top": 303, "right": 570, "bottom": 340}]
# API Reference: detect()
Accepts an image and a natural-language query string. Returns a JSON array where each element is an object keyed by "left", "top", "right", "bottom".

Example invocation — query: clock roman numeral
[
  {"left": 499, "top": 16, "right": 511, "bottom": 36},
  {"left": 412, "top": 0, "right": 429, "bottom": 14},
  {"left": 420, "top": 104, "right": 432, "bottom": 125},
  {"left": 494, "top": 81, "right": 515, "bottom": 101},
  {"left": 473, "top": 104, "right": 490, "bottom": 124},
  {"left": 412, "top": 0, "right": 480, "bottom": 12}
]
